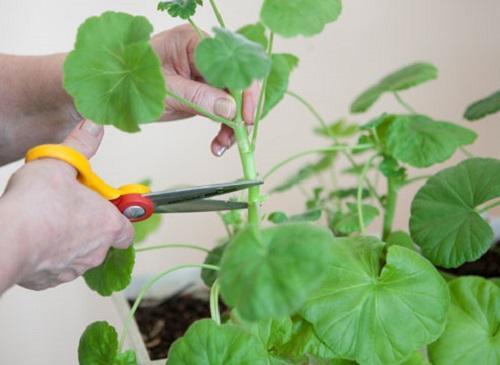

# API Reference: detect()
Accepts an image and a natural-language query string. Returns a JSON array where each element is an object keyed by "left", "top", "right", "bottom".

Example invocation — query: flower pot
[{"left": 112, "top": 268, "right": 209, "bottom": 365}]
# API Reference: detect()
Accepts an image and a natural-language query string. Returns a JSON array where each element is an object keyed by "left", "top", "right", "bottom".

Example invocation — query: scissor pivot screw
[{"left": 124, "top": 206, "right": 146, "bottom": 219}]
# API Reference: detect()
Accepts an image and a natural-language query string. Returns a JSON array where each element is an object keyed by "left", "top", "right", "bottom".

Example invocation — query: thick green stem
[
  {"left": 252, "top": 32, "right": 275, "bottom": 149},
  {"left": 382, "top": 177, "right": 398, "bottom": 240},
  {"left": 209, "top": 0, "right": 226, "bottom": 28},
  {"left": 134, "top": 243, "right": 210, "bottom": 254},
  {"left": 210, "top": 280, "right": 221, "bottom": 325},
  {"left": 118, "top": 264, "right": 220, "bottom": 351},
  {"left": 232, "top": 91, "right": 260, "bottom": 226}
]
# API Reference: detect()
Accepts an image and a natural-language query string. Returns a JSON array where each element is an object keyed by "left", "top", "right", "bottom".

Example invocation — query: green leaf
[
  {"left": 329, "top": 188, "right": 369, "bottom": 200},
  {"left": 314, "top": 119, "right": 359, "bottom": 138},
  {"left": 157, "top": 0, "right": 199, "bottom": 19},
  {"left": 84, "top": 246, "right": 135, "bottom": 296},
  {"left": 429, "top": 277, "right": 500, "bottom": 365},
  {"left": 329, "top": 203, "right": 379, "bottom": 235},
  {"left": 64, "top": 12, "right": 166, "bottom": 133},
  {"left": 385, "top": 230, "right": 417, "bottom": 251},
  {"left": 374, "top": 114, "right": 477, "bottom": 168},
  {"left": 78, "top": 321, "right": 138, "bottom": 365},
  {"left": 201, "top": 242, "right": 228, "bottom": 287},
  {"left": 133, "top": 215, "right": 161, "bottom": 244},
  {"left": 260, "top": 0, "right": 342, "bottom": 38},
  {"left": 270, "top": 210, "right": 323, "bottom": 224},
  {"left": 464, "top": 89, "right": 500, "bottom": 121},
  {"left": 263, "top": 53, "right": 300, "bottom": 117},
  {"left": 301, "top": 237, "right": 450, "bottom": 365},
  {"left": 269, "top": 211, "right": 290, "bottom": 224},
  {"left": 166, "top": 319, "right": 269, "bottom": 365},
  {"left": 237, "top": 22, "right": 268, "bottom": 48},
  {"left": 410, "top": 158, "right": 500, "bottom": 268},
  {"left": 195, "top": 28, "right": 272, "bottom": 90},
  {"left": 351, "top": 63, "right": 438, "bottom": 113},
  {"left": 219, "top": 223, "right": 333, "bottom": 320},
  {"left": 401, "top": 352, "right": 431, "bottom": 365},
  {"left": 271, "top": 153, "right": 336, "bottom": 193},
  {"left": 277, "top": 316, "right": 337, "bottom": 360}
]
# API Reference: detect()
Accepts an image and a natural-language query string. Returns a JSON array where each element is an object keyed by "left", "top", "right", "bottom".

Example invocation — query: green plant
[{"left": 62, "top": 1, "right": 499, "bottom": 364}]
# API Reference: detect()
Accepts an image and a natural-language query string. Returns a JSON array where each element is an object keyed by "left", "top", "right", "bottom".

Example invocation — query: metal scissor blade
[
  {"left": 145, "top": 180, "right": 262, "bottom": 207},
  {"left": 154, "top": 199, "right": 248, "bottom": 213}
]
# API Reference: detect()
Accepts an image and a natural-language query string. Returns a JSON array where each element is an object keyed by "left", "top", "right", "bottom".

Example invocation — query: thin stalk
[
  {"left": 393, "top": 92, "right": 417, "bottom": 114},
  {"left": 357, "top": 156, "right": 377, "bottom": 233},
  {"left": 263, "top": 144, "right": 373, "bottom": 181},
  {"left": 287, "top": 90, "right": 383, "bottom": 205},
  {"left": 166, "top": 89, "right": 235, "bottom": 128},
  {"left": 403, "top": 175, "right": 431, "bottom": 186},
  {"left": 134, "top": 243, "right": 210, "bottom": 254},
  {"left": 217, "top": 211, "right": 233, "bottom": 237},
  {"left": 477, "top": 199, "right": 500, "bottom": 214},
  {"left": 382, "top": 177, "right": 398, "bottom": 240},
  {"left": 188, "top": 18, "right": 204, "bottom": 39},
  {"left": 231, "top": 90, "right": 260, "bottom": 226},
  {"left": 210, "top": 280, "right": 221, "bottom": 325},
  {"left": 118, "top": 264, "right": 220, "bottom": 351},
  {"left": 460, "top": 146, "right": 475, "bottom": 158},
  {"left": 251, "top": 32, "right": 274, "bottom": 149},
  {"left": 209, "top": 0, "right": 226, "bottom": 28}
]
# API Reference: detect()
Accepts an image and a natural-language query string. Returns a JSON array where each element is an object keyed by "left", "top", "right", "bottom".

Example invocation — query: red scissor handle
[{"left": 111, "top": 194, "right": 155, "bottom": 223}]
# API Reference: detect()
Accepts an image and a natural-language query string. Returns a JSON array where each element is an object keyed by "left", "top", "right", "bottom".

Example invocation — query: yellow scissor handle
[{"left": 25, "top": 144, "right": 150, "bottom": 200}]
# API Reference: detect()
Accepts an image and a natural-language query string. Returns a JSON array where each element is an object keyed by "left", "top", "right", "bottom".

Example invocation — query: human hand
[
  {"left": 1, "top": 120, "right": 134, "bottom": 291},
  {"left": 151, "top": 24, "right": 259, "bottom": 157}
]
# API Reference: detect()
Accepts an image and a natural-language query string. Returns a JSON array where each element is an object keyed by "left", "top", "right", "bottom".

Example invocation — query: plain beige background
[{"left": 1, "top": 0, "right": 499, "bottom": 363}]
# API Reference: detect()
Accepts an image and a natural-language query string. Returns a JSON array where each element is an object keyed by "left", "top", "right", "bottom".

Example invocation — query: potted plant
[{"left": 61, "top": 1, "right": 499, "bottom": 364}]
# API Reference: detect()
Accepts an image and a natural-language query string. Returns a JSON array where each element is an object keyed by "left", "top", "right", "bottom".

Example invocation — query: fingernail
[
  {"left": 214, "top": 98, "right": 236, "bottom": 119},
  {"left": 80, "top": 120, "right": 102, "bottom": 137},
  {"left": 215, "top": 145, "right": 227, "bottom": 157}
]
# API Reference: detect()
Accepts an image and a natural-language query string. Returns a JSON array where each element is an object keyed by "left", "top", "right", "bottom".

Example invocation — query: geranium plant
[{"left": 61, "top": 1, "right": 499, "bottom": 364}]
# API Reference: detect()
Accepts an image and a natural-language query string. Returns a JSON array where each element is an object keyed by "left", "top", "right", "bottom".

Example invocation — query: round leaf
[
  {"left": 301, "top": 237, "right": 450, "bottom": 365},
  {"left": 219, "top": 223, "right": 334, "bottom": 321},
  {"left": 383, "top": 115, "right": 477, "bottom": 168},
  {"left": 167, "top": 319, "right": 269, "bottom": 365},
  {"left": 260, "top": 0, "right": 342, "bottom": 38},
  {"left": 84, "top": 246, "right": 135, "bottom": 296},
  {"left": 195, "top": 28, "right": 272, "bottom": 90},
  {"left": 429, "top": 277, "right": 500, "bottom": 365},
  {"left": 64, "top": 12, "right": 166, "bottom": 132},
  {"left": 351, "top": 63, "right": 438, "bottom": 113},
  {"left": 410, "top": 158, "right": 500, "bottom": 268},
  {"left": 464, "top": 89, "right": 500, "bottom": 121}
]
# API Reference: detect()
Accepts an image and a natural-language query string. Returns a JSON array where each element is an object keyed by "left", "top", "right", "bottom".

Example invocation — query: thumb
[
  {"left": 63, "top": 120, "right": 104, "bottom": 159},
  {"left": 168, "top": 75, "right": 237, "bottom": 120}
]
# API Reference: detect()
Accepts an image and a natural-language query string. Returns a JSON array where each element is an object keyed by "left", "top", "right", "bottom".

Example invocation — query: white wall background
[{"left": 0, "top": 1, "right": 499, "bottom": 363}]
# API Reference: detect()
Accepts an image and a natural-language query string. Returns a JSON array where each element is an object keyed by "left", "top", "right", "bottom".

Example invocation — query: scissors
[{"left": 25, "top": 144, "right": 262, "bottom": 222}]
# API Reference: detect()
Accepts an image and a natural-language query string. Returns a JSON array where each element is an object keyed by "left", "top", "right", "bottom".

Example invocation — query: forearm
[{"left": 0, "top": 53, "right": 80, "bottom": 165}]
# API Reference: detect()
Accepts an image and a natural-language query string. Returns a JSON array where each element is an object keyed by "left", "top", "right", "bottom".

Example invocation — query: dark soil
[
  {"left": 439, "top": 241, "right": 500, "bottom": 278},
  {"left": 129, "top": 294, "right": 227, "bottom": 360}
]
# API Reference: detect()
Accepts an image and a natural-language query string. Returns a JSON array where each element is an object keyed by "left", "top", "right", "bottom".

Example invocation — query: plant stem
[
  {"left": 134, "top": 243, "right": 210, "bottom": 254},
  {"left": 217, "top": 211, "right": 233, "bottom": 237},
  {"left": 208, "top": 0, "right": 226, "bottom": 28},
  {"left": 477, "top": 199, "right": 500, "bottom": 214},
  {"left": 357, "top": 156, "right": 377, "bottom": 233},
  {"left": 460, "top": 146, "right": 475, "bottom": 158},
  {"left": 165, "top": 89, "right": 235, "bottom": 128},
  {"left": 403, "top": 174, "right": 431, "bottom": 186},
  {"left": 118, "top": 264, "right": 220, "bottom": 351},
  {"left": 287, "top": 90, "right": 383, "bottom": 205},
  {"left": 231, "top": 90, "right": 260, "bottom": 227},
  {"left": 382, "top": 177, "right": 398, "bottom": 240},
  {"left": 188, "top": 18, "right": 204, "bottom": 39},
  {"left": 210, "top": 279, "right": 221, "bottom": 325},
  {"left": 251, "top": 32, "right": 274, "bottom": 149},
  {"left": 393, "top": 92, "right": 417, "bottom": 114},
  {"left": 263, "top": 144, "right": 373, "bottom": 181}
]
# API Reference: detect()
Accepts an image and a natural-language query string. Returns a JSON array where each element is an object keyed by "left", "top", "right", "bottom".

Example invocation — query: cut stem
[
  {"left": 166, "top": 89, "right": 235, "bottom": 128},
  {"left": 210, "top": 280, "right": 221, "bottom": 325},
  {"left": 118, "top": 264, "right": 220, "bottom": 351},
  {"left": 134, "top": 243, "right": 210, "bottom": 254},
  {"left": 209, "top": 0, "right": 226, "bottom": 28}
]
